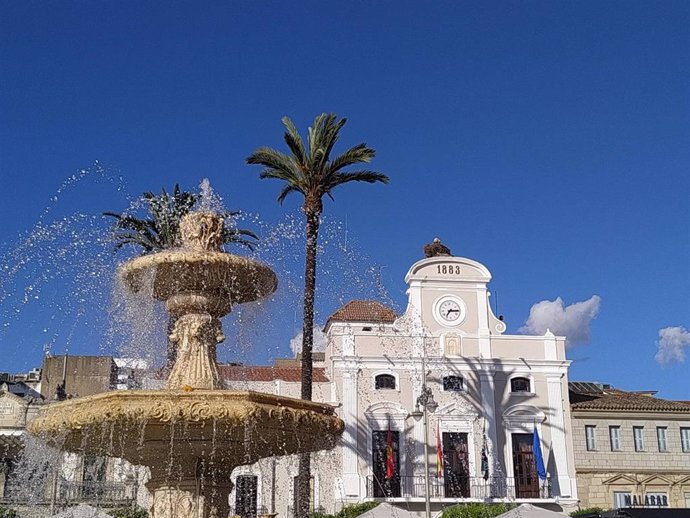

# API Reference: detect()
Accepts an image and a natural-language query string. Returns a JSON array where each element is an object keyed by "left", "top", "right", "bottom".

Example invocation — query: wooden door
[
  {"left": 442, "top": 432, "right": 470, "bottom": 497},
  {"left": 512, "top": 433, "right": 539, "bottom": 498},
  {"left": 372, "top": 430, "right": 400, "bottom": 497}
]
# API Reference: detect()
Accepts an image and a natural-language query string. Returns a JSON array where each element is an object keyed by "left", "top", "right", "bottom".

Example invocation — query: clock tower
[{"left": 403, "top": 239, "right": 505, "bottom": 357}]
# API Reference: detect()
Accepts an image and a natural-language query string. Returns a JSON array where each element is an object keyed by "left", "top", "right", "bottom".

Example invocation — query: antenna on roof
[{"left": 494, "top": 291, "right": 499, "bottom": 316}]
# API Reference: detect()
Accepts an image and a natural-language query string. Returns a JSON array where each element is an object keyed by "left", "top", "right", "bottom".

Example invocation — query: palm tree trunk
[
  {"left": 296, "top": 207, "right": 320, "bottom": 518},
  {"left": 300, "top": 209, "right": 319, "bottom": 401}
]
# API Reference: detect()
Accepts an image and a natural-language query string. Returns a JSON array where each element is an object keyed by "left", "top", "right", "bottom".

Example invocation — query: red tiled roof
[
  {"left": 570, "top": 385, "right": 690, "bottom": 413},
  {"left": 326, "top": 300, "right": 398, "bottom": 325},
  {"left": 217, "top": 365, "right": 329, "bottom": 383}
]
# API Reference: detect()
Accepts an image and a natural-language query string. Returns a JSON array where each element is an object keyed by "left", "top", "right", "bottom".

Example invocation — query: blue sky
[{"left": 1, "top": 2, "right": 688, "bottom": 398}]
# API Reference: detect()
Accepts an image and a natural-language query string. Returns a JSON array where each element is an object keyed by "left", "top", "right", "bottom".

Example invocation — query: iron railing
[
  {"left": 365, "top": 475, "right": 552, "bottom": 500},
  {"left": 57, "top": 481, "right": 137, "bottom": 505},
  {"left": 229, "top": 505, "right": 269, "bottom": 518}
]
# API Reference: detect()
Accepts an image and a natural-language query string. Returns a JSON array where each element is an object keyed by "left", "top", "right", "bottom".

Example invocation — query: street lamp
[{"left": 413, "top": 383, "right": 437, "bottom": 518}]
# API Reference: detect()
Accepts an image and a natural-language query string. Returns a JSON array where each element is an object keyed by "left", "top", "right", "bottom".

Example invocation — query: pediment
[
  {"left": 640, "top": 474, "right": 673, "bottom": 486},
  {"left": 405, "top": 256, "right": 492, "bottom": 284},
  {"left": 364, "top": 401, "right": 408, "bottom": 418},
  {"left": 677, "top": 475, "right": 690, "bottom": 485},
  {"left": 503, "top": 404, "right": 545, "bottom": 419},
  {"left": 603, "top": 473, "right": 638, "bottom": 485},
  {"left": 0, "top": 391, "right": 25, "bottom": 405},
  {"left": 437, "top": 400, "right": 478, "bottom": 417}
]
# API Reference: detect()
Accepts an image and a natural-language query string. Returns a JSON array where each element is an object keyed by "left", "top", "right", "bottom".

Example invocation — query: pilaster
[
  {"left": 478, "top": 366, "right": 498, "bottom": 476},
  {"left": 341, "top": 368, "right": 360, "bottom": 497},
  {"left": 546, "top": 374, "right": 577, "bottom": 499}
]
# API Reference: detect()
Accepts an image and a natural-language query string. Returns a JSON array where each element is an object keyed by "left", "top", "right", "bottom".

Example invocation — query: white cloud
[
  {"left": 519, "top": 295, "right": 601, "bottom": 346},
  {"left": 289, "top": 326, "right": 328, "bottom": 355},
  {"left": 655, "top": 326, "right": 690, "bottom": 365}
]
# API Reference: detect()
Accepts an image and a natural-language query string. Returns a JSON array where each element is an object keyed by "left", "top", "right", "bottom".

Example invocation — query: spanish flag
[
  {"left": 436, "top": 422, "right": 443, "bottom": 477},
  {"left": 386, "top": 423, "right": 395, "bottom": 480}
]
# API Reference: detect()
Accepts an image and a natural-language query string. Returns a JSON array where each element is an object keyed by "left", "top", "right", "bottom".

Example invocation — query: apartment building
[{"left": 570, "top": 382, "right": 690, "bottom": 510}]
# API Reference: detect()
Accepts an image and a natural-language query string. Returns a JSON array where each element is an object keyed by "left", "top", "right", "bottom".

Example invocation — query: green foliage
[
  {"left": 309, "top": 501, "right": 380, "bottom": 518},
  {"left": 441, "top": 503, "right": 516, "bottom": 518},
  {"left": 0, "top": 506, "right": 18, "bottom": 518},
  {"left": 107, "top": 507, "right": 148, "bottom": 518},
  {"left": 333, "top": 502, "right": 380, "bottom": 518},
  {"left": 246, "top": 113, "right": 389, "bottom": 214},
  {"left": 570, "top": 508, "right": 606, "bottom": 517},
  {"left": 104, "top": 184, "right": 257, "bottom": 254}
]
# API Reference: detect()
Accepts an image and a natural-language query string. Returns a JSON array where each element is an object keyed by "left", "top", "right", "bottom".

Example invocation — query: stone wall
[{"left": 572, "top": 413, "right": 690, "bottom": 509}]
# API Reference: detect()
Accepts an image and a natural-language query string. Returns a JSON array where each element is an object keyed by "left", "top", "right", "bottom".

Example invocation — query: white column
[
  {"left": 476, "top": 287, "right": 491, "bottom": 358},
  {"left": 411, "top": 361, "right": 425, "bottom": 487},
  {"left": 479, "top": 368, "right": 498, "bottom": 477},
  {"left": 545, "top": 374, "right": 576, "bottom": 499},
  {"left": 341, "top": 368, "right": 360, "bottom": 497}
]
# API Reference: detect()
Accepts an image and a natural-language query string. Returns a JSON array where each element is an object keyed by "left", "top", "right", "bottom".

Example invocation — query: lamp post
[{"left": 413, "top": 383, "right": 438, "bottom": 518}]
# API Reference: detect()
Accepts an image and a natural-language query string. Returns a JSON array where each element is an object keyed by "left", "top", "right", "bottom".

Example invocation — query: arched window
[
  {"left": 375, "top": 374, "right": 396, "bottom": 390},
  {"left": 443, "top": 375, "right": 464, "bottom": 392},
  {"left": 510, "top": 377, "right": 531, "bottom": 393}
]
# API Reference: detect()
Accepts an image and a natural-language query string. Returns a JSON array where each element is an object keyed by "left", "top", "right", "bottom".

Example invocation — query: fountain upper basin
[{"left": 120, "top": 251, "right": 278, "bottom": 313}]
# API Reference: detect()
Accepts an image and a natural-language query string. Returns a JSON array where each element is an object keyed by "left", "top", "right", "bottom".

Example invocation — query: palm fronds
[{"left": 104, "top": 184, "right": 257, "bottom": 254}]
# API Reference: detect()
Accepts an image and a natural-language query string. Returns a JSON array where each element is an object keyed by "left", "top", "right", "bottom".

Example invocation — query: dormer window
[
  {"left": 511, "top": 377, "right": 531, "bottom": 393},
  {"left": 443, "top": 375, "right": 464, "bottom": 392},
  {"left": 375, "top": 374, "right": 396, "bottom": 390}
]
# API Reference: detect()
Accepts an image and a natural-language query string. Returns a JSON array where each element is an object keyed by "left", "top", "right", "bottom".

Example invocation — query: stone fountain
[{"left": 29, "top": 212, "right": 344, "bottom": 518}]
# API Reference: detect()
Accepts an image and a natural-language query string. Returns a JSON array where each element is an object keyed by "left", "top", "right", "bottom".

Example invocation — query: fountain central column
[
  {"left": 165, "top": 305, "right": 225, "bottom": 390},
  {"left": 163, "top": 212, "right": 230, "bottom": 391},
  {"left": 147, "top": 462, "right": 233, "bottom": 518}
]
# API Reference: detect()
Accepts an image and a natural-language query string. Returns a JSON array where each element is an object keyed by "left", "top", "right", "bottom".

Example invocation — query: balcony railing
[
  {"left": 365, "top": 475, "right": 551, "bottom": 500},
  {"left": 58, "top": 481, "right": 137, "bottom": 505}
]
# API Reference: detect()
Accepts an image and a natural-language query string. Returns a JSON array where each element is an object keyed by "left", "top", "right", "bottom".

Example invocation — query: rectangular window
[
  {"left": 609, "top": 426, "right": 621, "bottom": 451},
  {"left": 585, "top": 425, "right": 597, "bottom": 451},
  {"left": 656, "top": 427, "right": 668, "bottom": 452},
  {"left": 681, "top": 427, "right": 690, "bottom": 453},
  {"left": 685, "top": 492, "right": 690, "bottom": 508},
  {"left": 633, "top": 426, "right": 645, "bottom": 452},
  {"left": 235, "top": 475, "right": 258, "bottom": 518},
  {"left": 613, "top": 491, "right": 631, "bottom": 509}
]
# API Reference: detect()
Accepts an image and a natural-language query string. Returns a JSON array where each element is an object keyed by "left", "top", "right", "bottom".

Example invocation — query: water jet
[{"left": 29, "top": 211, "right": 344, "bottom": 518}]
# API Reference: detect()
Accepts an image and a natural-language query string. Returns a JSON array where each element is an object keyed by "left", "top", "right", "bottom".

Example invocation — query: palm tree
[
  {"left": 247, "top": 113, "right": 388, "bottom": 517},
  {"left": 104, "top": 184, "right": 258, "bottom": 365},
  {"left": 103, "top": 184, "right": 257, "bottom": 254}
]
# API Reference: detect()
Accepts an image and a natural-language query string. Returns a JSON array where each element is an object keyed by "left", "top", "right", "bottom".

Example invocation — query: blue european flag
[{"left": 533, "top": 426, "right": 547, "bottom": 480}]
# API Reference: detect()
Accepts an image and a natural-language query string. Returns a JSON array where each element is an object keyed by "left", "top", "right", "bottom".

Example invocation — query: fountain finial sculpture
[{"left": 30, "top": 211, "right": 344, "bottom": 518}]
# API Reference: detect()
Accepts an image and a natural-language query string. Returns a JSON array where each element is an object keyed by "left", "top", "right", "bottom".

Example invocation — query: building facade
[
  {"left": 226, "top": 249, "right": 580, "bottom": 516},
  {"left": 0, "top": 376, "right": 42, "bottom": 501},
  {"left": 569, "top": 382, "right": 690, "bottom": 510},
  {"left": 0, "top": 358, "right": 145, "bottom": 514}
]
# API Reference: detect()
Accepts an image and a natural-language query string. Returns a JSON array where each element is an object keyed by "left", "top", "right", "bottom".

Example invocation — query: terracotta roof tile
[
  {"left": 326, "top": 300, "right": 398, "bottom": 325},
  {"left": 569, "top": 383, "right": 690, "bottom": 413},
  {"left": 217, "top": 365, "right": 329, "bottom": 383}
]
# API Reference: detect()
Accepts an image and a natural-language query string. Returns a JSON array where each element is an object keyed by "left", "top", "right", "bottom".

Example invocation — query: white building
[{"left": 227, "top": 245, "right": 579, "bottom": 516}]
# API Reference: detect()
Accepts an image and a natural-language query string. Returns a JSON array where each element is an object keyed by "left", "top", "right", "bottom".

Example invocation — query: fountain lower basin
[
  {"left": 30, "top": 390, "right": 343, "bottom": 518},
  {"left": 29, "top": 390, "right": 342, "bottom": 463}
]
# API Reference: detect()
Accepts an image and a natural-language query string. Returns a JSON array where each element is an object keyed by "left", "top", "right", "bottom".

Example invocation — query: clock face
[
  {"left": 439, "top": 300, "right": 462, "bottom": 321},
  {"left": 434, "top": 296, "right": 466, "bottom": 326}
]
